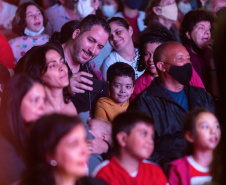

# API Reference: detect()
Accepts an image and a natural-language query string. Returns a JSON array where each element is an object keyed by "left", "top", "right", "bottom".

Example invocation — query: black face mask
[{"left": 168, "top": 63, "right": 192, "bottom": 85}]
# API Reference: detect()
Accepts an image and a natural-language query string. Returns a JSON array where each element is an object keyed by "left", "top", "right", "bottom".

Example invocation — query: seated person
[
  {"left": 92, "top": 111, "right": 167, "bottom": 185},
  {"left": 113, "top": 0, "right": 146, "bottom": 42},
  {"left": 180, "top": 9, "right": 216, "bottom": 95},
  {"left": 167, "top": 108, "right": 221, "bottom": 185},
  {"left": 130, "top": 28, "right": 205, "bottom": 102},
  {"left": 101, "top": 17, "right": 144, "bottom": 80},
  {"left": 94, "top": 62, "right": 135, "bottom": 122},
  {"left": 88, "top": 118, "right": 112, "bottom": 146},
  {"left": 9, "top": 2, "right": 49, "bottom": 63},
  {"left": 45, "top": 0, "right": 80, "bottom": 35},
  {"left": 0, "top": 0, "right": 17, "bottom": 40},
  {"left": 128, "top": 42, "right": 215, "bottom": 170}
]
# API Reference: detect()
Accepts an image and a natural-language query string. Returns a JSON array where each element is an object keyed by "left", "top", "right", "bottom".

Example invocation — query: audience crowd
[{"left": 1, "top": 0, "right": 226, "bottom": 184}]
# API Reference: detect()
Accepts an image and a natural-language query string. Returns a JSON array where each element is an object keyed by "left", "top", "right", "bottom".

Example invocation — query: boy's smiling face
[
  {"left": 124, "top": 122, "right": 154, "bottom": 160},
  {"left": 109, "top": 76, "right": 134, "bottom": 105}
]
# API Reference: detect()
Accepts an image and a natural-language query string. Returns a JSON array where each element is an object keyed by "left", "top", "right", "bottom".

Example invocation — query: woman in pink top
[{"left": 130, "top": 28, "right": 205, "bottom": 102}]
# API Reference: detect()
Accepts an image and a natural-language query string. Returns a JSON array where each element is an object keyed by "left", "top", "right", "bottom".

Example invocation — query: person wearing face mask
[
  {"left": 144, "top": 0, "right": 181, "bottom": 42},
  {"left": 9, "top": 2, "right": 49, "bottom": 63},
  {"left": 45, "top": 0, "right": 81, "bottom": 36},
  {"left": 130, "top": 27, "right": 205, "bottom": 102},
  {"left": 128, "top": 42, "right": 214, "bottom": 171},
  {"left": 178, "top": 0, "right": 192, "bottom": 15},
  {"left": 101, "top": 0, "right": 122, "bottom": 18},
  {"left": 77, "top": 0, "right": 100, "bottom": 18},
  {"left": 112, "top": 0, "right": 146, "bottom": 42}
]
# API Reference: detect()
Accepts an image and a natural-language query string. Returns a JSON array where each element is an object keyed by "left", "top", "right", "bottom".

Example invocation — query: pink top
[
  {"left": 9, "top": 34, "right": 49, "bottom": 63},
  {"left": 130, "top": 67, "right": 205, "bottom": 102}
]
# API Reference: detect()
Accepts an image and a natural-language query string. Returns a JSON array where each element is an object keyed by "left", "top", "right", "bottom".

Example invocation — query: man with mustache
[{"left": 63, "top": 14, "right": 110, "bottom": 117}]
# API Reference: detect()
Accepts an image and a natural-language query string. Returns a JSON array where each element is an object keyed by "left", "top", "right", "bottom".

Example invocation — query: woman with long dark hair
[
  {"left": 20, "top": 113, "right": 89, "bottom": 185},
  {"left": 16, "top": 41, "right": 77, "bottom": 116},
  {"left": 0, "top": 74, "right": 46, "bottom": 185}
]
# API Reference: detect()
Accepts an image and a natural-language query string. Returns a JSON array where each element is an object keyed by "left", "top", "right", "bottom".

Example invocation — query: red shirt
[
  {"left": 93, "top": 156, "right": 167, "bottom": 185},
  {"left": 0, "top": 33, "right": 16, "bottom": 69},
  {"left": 122, "top": 11, "right": 139, "bottom": 42}
]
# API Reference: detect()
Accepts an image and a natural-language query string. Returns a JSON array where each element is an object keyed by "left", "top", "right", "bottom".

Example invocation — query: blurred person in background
[
  {"left": 0, "top": 74, "right": 46, "bottom": 185},
  {"left": 9, "top": 2, "right": 49, "bottom": 63}
]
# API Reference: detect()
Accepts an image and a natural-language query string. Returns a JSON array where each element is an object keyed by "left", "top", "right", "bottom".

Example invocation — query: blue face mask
[
  {"left": 124, "top": 0, "right": 142, "bottom": 9},
  {"left": 102, "top": 5, "right": 116, "bottom": 18}
]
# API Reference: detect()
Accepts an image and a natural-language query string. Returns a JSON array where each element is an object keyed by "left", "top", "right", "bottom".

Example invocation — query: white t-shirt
[{"left": 101, "top": 48, "right": 144, "bottom": 80}]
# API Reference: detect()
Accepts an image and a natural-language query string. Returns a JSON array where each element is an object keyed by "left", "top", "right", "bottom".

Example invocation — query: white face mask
[
  {"left": 24, "top": 26, "right": 45, "bottom": 37},
  {"left": 158, "top": 3, "right": 178, "bottom": 21},
  {"left": 77, "top": 0, "right": 94, "bottom": 18},
  {"left": 178, "top": 1, "right": 192, "bottom": 15},
  {"left": 102, "top": 5, "right": 116, "bottom": 18}
]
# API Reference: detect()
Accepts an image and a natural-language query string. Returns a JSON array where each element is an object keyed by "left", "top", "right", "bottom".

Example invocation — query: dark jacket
[{"left": 128, "top": 78, "right": 214, "bottom": 169}]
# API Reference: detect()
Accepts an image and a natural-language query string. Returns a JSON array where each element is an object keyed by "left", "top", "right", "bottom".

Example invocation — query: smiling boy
[{"left": 94, "top": 62, "right": 135, "bottom": 122}]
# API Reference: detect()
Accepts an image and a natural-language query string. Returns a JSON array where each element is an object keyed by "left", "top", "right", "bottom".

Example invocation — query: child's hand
[{"left": 87, "top": 138, "right": 108, "bottom": 154}]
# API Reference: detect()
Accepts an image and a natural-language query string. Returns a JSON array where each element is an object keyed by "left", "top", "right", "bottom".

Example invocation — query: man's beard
[{"left": 72, "top": 41, "right": 93, "bottom": 65}]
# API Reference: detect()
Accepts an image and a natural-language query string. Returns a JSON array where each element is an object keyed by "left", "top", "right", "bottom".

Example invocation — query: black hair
[
  {"left": 112, "top": 111, "right": 155, "bottom": 152},
  {"left": 137, "top": 27, "right": 176, "bottom": 71},
  {"left": 77, "top": 14, "right": 110, "bottom": 36},
  {"left": 180, "top": 8, "right": 215, "bottom": 45},
  {"left": 20, "top": 113, "right": 83, "bottom": 185},
  {"left": 0, "top": 63, "right": 10, "bottom": 85},
  {"left": 15, "top": 40, "right": 71, "bottom": 103},
  {"left": 183, "top": 107, "right": 215, "bottom": 155},
  {"left": 12, "top": 2, "right": 47, "bottom": 35},
  {"left": 50, "top": 20, "right": 81, "bottom": 44},
  {"left": 16, "top": 40, "right": 64, "bottom": 76},
  {"left": 107, "top": 62, "right": 135, "bottom": 85},
  {"left": 0, "top": 74, "right": 42, "bottom": 155}
]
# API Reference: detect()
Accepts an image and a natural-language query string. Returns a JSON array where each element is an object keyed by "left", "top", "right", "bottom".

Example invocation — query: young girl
[
  {"left": 167, "top": 108, "right": 221, "bottom": 185},
  {"left": 9, "top": 2, "right": 49, "bottom": 63}
]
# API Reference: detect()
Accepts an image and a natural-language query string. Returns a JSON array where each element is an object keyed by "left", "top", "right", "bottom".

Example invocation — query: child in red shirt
[
  {"left": 167, "top": 108, "right": 221, "bottom": 185},
  {"left": 92, "top": 111, "right": 167, "bottom": 185}
]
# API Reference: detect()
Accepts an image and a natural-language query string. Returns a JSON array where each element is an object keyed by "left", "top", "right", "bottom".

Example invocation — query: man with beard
[
  {"left": 62, "top": 14, "right": 110, "bottom": 117},
  {"left": 62, "top": 14, "right": 110, "bottom": 174},
  {"left": 128, "top": 42, "right": 214, "bottom": 171}
]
